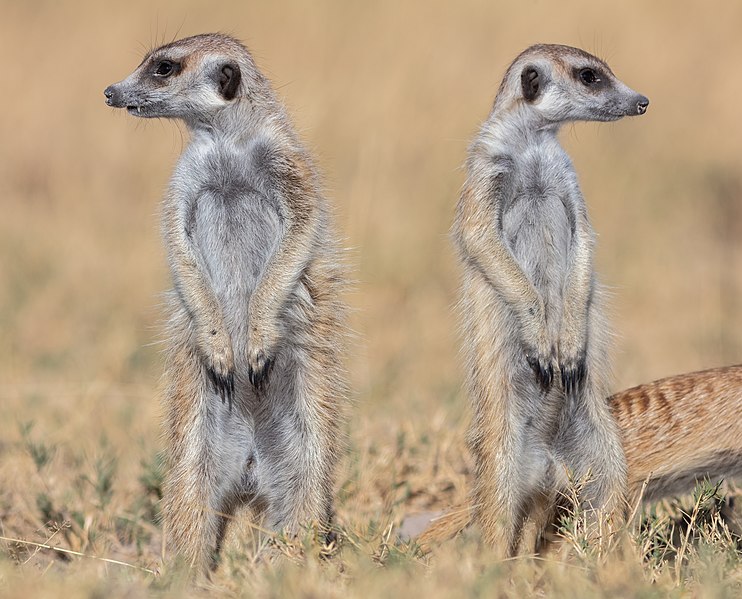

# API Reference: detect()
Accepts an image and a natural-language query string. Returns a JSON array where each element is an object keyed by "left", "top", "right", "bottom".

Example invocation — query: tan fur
[
  {"left": 613, "top": 365, "right": 742, "bottom": 503},
  {"left": 418, "top": 365, "right": 742, "bottom": 548}
]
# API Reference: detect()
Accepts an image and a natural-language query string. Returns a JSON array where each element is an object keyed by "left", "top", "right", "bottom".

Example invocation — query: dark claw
[
  {"left": 320, "top": 528, "right": 338, "bottom": 559},
  {"left": 560, "top": 357, "right": 587, "bottom": 399},
  {"left": 248, "top": 350, "right": 274, "bottom": 392},
  {"left": 324, "top": 528, "right": 338, "bottom": 547},
  {"left": 527, "top": 354, "right": 554, "bottom": 391},
  {"left": 208, "top": 368, "right": 235, "bottom": 410}
]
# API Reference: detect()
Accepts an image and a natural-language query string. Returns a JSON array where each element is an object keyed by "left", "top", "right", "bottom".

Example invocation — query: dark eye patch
[
  {"left": 581, "top": 69, "right": 597, "bottom": 84},
  {"left": 153, "top": 60, "right": 181, "bottom": 78},
  {"left": 573, "top": 67, "right": 607, "bottom": 89}
]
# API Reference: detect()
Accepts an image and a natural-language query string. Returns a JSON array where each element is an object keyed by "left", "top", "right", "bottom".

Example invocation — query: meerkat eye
[
  {"left": 578, "top": 68, "right": 600, "bottom": 86},
  {"left": 154, "top": 60, "right": 176, "bottom": 77}
]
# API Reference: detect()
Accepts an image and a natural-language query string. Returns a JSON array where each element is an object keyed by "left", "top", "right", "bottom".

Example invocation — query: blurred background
[{"left": 0, "top": 0, "right": 741, "bottom": 555}]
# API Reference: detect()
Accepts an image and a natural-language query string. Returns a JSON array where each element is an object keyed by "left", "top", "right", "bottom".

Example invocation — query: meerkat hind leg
[
  {"left": 254, "top": 347, "right": 338, "bottom": 539},
  {"left": 163, "top": 342, "right": 258, "bottom": 571},
  {"left": 476, "top": 427, "right": 556, "bottom": 556}
]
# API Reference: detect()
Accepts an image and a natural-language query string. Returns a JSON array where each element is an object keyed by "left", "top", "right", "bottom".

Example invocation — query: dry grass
[{"left": 1, "top": 0, "right": 741, "bottom": 596}]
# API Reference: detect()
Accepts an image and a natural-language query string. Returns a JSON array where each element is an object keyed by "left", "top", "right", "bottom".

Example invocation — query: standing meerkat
[
  {"left": 104, "top": 33, "right": 348, "bottom": 571},
  {"left": 451, "top": 44, "right": 648, "bottom": 556},
  {"left": 417, "top": 364, "right": 742, "bottom": 547}
]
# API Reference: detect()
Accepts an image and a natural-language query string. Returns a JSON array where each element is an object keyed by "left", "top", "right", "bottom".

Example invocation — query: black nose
[
  {"left": 104, "top": 85, "right": 116, "bottom": 106},
  {"left": 636, "top": 96, "right": 649, "bottom": 115}
]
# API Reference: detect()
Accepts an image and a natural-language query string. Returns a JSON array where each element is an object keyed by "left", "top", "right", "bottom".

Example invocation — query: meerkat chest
[
  {"left": 501, "top": 145, "right": 577, "bottom": 281},
  {"left": 175, "top": 144, "right": 285, "bottom": 295},
  {"left": 511, "top": 143, "right": 575, "bottom": 203}
]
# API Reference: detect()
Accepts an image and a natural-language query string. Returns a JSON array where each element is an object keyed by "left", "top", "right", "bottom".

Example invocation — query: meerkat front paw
[
  {"left": 558, "top": 334, "right": 588, "bottom": 399},
  {"left": 521, "top": 308, "right": 556, "bottom": 391},
  {"left": 198, "top": 327, "right": 235, "bottom": 406},
  {"left": 525, "top": 346, "right": 556, "bottom": 391},
  {"left": 246, "top": 325, "right": 277, "bottom": 391},
  {"left": 523, "top": 331, "right": 555, "bottom": 391}
]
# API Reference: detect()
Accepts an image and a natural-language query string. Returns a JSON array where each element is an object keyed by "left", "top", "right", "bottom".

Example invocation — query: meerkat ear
[
  {"left": 217, "top": 62, "right": 241, "bottom": 100},
  {"left": 521, "top": 66, "right": 542, "bottom": 102}
]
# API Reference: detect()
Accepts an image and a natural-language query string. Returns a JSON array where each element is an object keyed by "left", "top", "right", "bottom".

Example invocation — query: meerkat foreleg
[
  {"left": 245, "top": 155, "right": 321, "bottom": 389},
  {"left": 557, "top": 203, "right": 595, "bottom": 399},
  {"left": 454, "top": 162, "right": 556, "bottom": 389},
  {"left": 162, "top": 193, "right": 235, "bottom": 404}
]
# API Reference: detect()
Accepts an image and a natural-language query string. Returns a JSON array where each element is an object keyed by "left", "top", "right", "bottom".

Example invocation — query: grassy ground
[{"left": 1, "top": 0, "right": 742, "bottom": 596}]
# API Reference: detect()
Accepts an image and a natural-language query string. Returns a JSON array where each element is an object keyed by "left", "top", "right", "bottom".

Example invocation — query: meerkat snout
[
  {"left": 103, "top": 82, "right": 139, "bottom": 112},
  {"left": 103, "top": 85, "right": 117, "bottom": 106}
]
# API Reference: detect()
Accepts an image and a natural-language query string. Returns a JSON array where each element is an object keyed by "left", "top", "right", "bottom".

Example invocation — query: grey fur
[
  {"left": 105, "top": 33, "right": 348, "bottom": 572},
  {"left": 451, "top": 44, "right": 648, "bottom": 555}
]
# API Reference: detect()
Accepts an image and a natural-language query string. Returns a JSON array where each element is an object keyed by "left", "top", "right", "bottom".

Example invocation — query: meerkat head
[
  {"left": 104, "top": 34, "right": 264, "bottom": 122},
  {"left": 497, "top": 44, "right": 649, "bottom": 125}
]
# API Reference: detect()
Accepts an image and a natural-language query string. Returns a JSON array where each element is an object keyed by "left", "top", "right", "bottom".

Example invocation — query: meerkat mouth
[
  {"left": 126, "top": 105, "right": 156, "bottom": 117},
  {"left": 126, "top": 103, "right": 161, "bottom": 118}
]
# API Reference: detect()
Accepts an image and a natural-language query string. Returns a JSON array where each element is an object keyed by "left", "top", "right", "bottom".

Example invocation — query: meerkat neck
[
  {"left": 183, "top": 100, "right": 251, "bottom": 135},
  {"left": 496, "top": 100, "right": 561, "bottom": 134},
  {"left": 185, "top": 99, "right": 289, "bottom": 147},
  {"left": 480, "top": 103, "right": 560, "bottom": 156}
]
